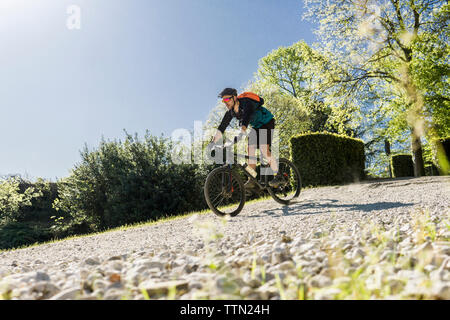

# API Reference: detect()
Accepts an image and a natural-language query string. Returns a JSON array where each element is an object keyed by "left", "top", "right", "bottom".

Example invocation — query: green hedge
[
  {"left": 437, "top": 137, "right": 449, "bottom": 175},
  {"left": 289, "top": 132, "right": 365, "bottom": 187},
  {"left": 0, "top": 178, "right": 69, "bottom": 250},
  {"left": 425, "top": 163, "right": 440, "bottom": 176},
  {"left": 391, "top": 154, "right": 414, "bottom": 177},
  {"left": 0, "top": 221, "right": 52, "bottom": 250},
  {"left": 442, "top": 137, "right": 450, "bottom": 159}
]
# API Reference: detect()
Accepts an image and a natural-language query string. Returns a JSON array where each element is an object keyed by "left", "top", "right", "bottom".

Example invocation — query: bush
[
  {"left": 18, "top": 180, "right": 64, "bottom": 222},
  {"left": 0, "top": 221, "right": 52, "bottom": 250},
  {"left": 289, "top": 132, "right": 365, "bottom": 187},
  {"left": 0, "top": 177, "right": 71, "bottom": 249},
  {"left": 53, "top": 132, "right": 211, "bottom": 232},
  {"left": 442, "top": 137, "right": 450, "bottom": 159},
  {"left": 390, "top": 154, "right": 414, "bottom": 177},
  {"left": 435, "top": 137, "right": 449, "bottom": 175},
  {"left": 425, "top": 163, "right": 440, "bottom": 176},
  {"left": 0, "top": 177, "right": 43, "bottom": 223}
]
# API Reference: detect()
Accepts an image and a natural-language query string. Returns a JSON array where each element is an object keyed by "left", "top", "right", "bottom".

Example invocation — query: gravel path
[{"left": 0, "top": 176, "right": 449, "bottom": 300}]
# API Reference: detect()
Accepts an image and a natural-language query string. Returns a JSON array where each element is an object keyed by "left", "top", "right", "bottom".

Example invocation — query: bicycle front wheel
[
  {"left": 267, "top": 158, "right": 301, "bottom": 205},
  {"left": 204, "top": 167, "right": 246, "bottom": 217}
]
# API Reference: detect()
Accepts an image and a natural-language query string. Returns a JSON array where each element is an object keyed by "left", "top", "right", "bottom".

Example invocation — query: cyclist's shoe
[
  {"left": 244, "top": 178, "right": 258, "bottom": 190},
  {"left": 268, "top": 174, "right": 284, "bottom": 188}
]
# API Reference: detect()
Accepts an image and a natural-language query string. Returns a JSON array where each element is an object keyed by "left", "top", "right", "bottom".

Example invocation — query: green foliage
[
  {"left": 18, "top": 179, "right": 63, "bottom": 221},
  {"left": 435, "top": 137, "right": 450, "bottom": 175},
  {"left": 246, "top": 82, "right": 313, "bottom": 157},
  {"left": 290, "top": 132, "right": 365, "bottom": 186},
  {"left": 391, "top": 154, "right": 414, "bottom": 178},
  {"left": 424, "top": 163, "right": 440, "bottom": 176},
  {"left": 0, "top": 177, "right": 70, "bottom": 249},
  {"left": 0, "top": 177, "right": 43, "bottom": 223},
  {"left": 255, "top": 40, "right": 319, "bottom": 99},
  {"left": 246, "top": 40, "right": 358, "bottom": 158},
  {"left": 440, "top": 137, "right": 450, "bottom": 158},
  {"left": 0, "top": 221, "right": 52, "bottom": 250},
  {"left": 303, "top": 0, "right": 449, "bottom": 177},
  {"left": 53, "top": 131, "right": 210, "bottom": 232}
]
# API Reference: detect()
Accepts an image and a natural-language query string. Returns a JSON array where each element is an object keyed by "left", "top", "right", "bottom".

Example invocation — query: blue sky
[{"left": 0, "top": 0, "right": 316, "bottom": 181}]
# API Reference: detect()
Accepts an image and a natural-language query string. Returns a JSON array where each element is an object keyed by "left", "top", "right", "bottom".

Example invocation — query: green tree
[
  {"left": 303, "top": 0, "right": 449, "bottom": 176},
  {"left": 243, "top": 40, "right": 360, "bottom": 157},
  {"left": 251, "top": 40, "right": 351, "bottom": 135},
  {"left": 0, "top": 177, "right": 42, "bottom": 223},
  {"left": 247, "top": 81, "right": 312, "bottom": 157}
]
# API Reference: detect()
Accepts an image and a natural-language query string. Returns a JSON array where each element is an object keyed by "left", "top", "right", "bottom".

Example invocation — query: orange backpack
[{"left": 237, "top": 92, "right": 263, "bottom": 104}]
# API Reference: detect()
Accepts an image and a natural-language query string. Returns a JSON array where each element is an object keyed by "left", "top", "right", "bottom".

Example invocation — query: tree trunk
[
  {"left": 384, "top": 139, "right": 392, "bottom": 178},
  {"left": 411, "top": 132, "right": 425, "bottom": 177}
]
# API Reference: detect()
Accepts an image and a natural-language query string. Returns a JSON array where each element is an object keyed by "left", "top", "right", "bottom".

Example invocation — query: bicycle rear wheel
[
  {"left": 204, "top": 167, "right": 246, "bottom": 217},
  {"left": 267, "top": 158, "right": 301, "bottom": 205}
]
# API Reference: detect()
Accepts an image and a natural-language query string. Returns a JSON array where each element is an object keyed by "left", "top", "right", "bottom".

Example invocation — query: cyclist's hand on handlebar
[{"left": 223, "top": 141, "right": 234, "bottom": 148}]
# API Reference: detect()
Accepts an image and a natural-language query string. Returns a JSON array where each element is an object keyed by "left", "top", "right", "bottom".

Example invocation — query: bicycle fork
[{"left": 222, "top": 165, "right": 234, "bottom": 195}]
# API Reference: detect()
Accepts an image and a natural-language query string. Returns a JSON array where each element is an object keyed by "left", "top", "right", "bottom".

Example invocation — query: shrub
[
  {"left": 53, "top": 131, "right": 211, "bottom": 232},
  {"left": 0, "top": 177, "right": 43, "bottom": 223},
  {"left": 18, "top": 179, "right": 64, "bottom": 222},
  {"left": 435, "top": 137, "right": 449, "bottom": 175},
  {"left": 425, "top": 163, "right": 440, "bottom": 176},
  {"left": 441, "top": 137, "right": 450, "bottom": 158},
  {"left": 0, "top": 221, "right": 52, "bottom": 250},
  {"left": 289, "top": 132, "right": 365, "bottom": 187},
  {"left": 0, "top": 177, "right": 72, "bottom": 249},
  {"left": 390, "top": 154, "right": 414, "bottom": 177}
]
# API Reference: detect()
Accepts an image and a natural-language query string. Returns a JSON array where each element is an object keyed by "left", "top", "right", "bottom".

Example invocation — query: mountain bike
[{"left": 203, "top": 141, "right": 301, "bottom": 217}]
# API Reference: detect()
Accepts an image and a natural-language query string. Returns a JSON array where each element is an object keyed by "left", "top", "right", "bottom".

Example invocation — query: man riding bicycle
[{"left": 210, "top": 87, "right": 283, "bottom": 189}]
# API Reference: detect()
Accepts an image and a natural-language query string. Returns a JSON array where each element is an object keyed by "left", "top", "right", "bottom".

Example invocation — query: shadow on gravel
[
  {"left": 361, "top": 176, "right": 446, "bottom": 188},
  {"left": 249, "top": 199, "right": 415, "bottom": 218}
]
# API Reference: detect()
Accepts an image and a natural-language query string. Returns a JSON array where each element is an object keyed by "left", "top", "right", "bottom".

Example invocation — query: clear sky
[{"left": 0, "top": 0, "right": 316, "bottom": 181}]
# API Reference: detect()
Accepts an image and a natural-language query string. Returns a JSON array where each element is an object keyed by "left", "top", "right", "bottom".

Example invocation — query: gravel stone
[{"left": 49, "top": 288, "right": 81, "bottom": 300}]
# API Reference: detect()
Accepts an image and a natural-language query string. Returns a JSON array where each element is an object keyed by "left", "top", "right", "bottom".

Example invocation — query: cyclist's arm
[
  {"left": 212, "top": 130, "right": 222, "bottom": 143},
  {"left": 241, "top": 99, "right": 257, "bottom": 130},
  {"left": 213, "top": 111, "right": 232, "bottom": 143}
]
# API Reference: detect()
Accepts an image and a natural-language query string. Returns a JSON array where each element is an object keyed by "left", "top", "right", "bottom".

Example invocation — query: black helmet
[{"left": 218, "top": 88, "right": 237, "bottom": 98}]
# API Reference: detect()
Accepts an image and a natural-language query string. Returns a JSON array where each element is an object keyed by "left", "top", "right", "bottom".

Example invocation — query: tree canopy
[{"left": 303, "top": 0, "right": 449, "bottom": 175}]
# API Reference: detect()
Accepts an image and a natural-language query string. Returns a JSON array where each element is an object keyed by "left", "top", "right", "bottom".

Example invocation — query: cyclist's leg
[
  {"left": 260, "top": 144, "right": 278, "bottom": 174},
  {"left": 247, "top": 128, "right": 258, "bottom": 171},
  {"left": 247, "top": 144, "right": 257, "bottom": 171},
  {"left": 245, "top": 134, "right": 258, "bottom": 190},
  {"left": 258, "top": 122, "right": 278, "bottom": 174}
]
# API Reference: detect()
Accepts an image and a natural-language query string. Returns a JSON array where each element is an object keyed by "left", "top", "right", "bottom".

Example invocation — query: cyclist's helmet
[{"left": 218, "top": 88, "right": 237, "bottom": 98}]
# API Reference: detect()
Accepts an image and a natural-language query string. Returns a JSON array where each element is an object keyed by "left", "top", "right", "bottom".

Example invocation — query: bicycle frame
[{"left": 219, "top": 152, "right": 272, "bottom": 191}]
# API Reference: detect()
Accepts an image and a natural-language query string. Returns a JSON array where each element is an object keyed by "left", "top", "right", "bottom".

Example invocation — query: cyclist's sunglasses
[{"left": 222, "top": 96, "right": 234, "bottom": 103}]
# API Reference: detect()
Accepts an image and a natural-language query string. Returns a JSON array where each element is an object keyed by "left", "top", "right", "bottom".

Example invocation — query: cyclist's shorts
[{"left": 248, "top": 118, "right": 275, "bottom": 149}]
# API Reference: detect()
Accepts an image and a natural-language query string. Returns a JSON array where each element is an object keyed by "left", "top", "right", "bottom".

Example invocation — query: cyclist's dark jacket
[{"left": 217, "top": 97, "right": 274, "bottom": 133}]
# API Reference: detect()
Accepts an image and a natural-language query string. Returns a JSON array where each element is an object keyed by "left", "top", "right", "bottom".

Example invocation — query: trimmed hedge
[
  {"left": 290, "top": 132, "right": 365, "bottom": 187},
  {"left": 441, "top": 137, "right": 450, "bottom": 160},
  {"left": 425, "top": 163, "right": 440, "bottom": 176},
  {"left": 436, "top": 137, "right": 450, "bottom": 175},
  {"left": 0, "top": 221, "right": 52, "bottom": 250},
  {"left": 391, "top": 154, "right": 414, "bottom": 177}
]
